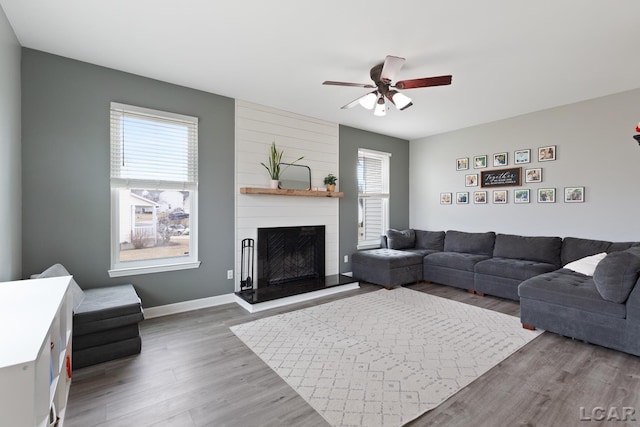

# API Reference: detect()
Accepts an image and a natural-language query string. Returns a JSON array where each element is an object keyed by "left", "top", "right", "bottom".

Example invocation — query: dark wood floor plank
[{"left": 65, "top": 282, "right": 640, "bottom": 427}]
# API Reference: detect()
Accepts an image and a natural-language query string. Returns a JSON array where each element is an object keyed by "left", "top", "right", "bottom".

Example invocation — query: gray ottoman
[{"left": 352, "top": 248, "right": 423, "bottom": 288}]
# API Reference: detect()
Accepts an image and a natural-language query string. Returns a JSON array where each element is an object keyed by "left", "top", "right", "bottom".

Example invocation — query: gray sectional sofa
[{"left": 351, "top": 229, "right": 640, "bottom": 356}]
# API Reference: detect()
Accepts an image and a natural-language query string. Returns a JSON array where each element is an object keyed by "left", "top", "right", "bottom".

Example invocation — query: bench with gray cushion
[{"left": 37, "top": 264, "right": 144, "bottom": 369}]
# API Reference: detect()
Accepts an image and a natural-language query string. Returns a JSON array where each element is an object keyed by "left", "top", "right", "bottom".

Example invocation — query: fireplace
[{"left": 257, "top": 225, "right": 325, "bottom": 288}]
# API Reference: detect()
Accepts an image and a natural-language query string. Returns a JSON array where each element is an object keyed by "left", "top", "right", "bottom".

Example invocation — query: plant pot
[
  {"left": 270, "top": 179, "right": 280, "bottom": 189},
  {"left": 326, "top": 184, "right": 336, "bottom": 192}
]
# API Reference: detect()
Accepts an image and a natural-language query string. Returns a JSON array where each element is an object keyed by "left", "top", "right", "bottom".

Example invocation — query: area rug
[{"left": 230, "top": 287, "right": 542, "bottom": 426}]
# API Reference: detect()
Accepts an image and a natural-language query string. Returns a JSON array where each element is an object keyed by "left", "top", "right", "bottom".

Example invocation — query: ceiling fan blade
[
  {"left": 380, "top": 55, "right": 405, "bottom": 83},
  {"left": 323, "top": 81, "right": 376, "bottom": 88},
  {"left": 341, "top": 92, "right": 377, "bottom": 109},
  {"left": 394, "top": 75, "right": 452, "bottom": 90}
]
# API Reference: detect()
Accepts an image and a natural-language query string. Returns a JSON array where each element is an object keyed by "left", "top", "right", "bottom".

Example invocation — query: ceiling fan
[{"left": 323, "top": 55, "right": 452, "bottom": 116}]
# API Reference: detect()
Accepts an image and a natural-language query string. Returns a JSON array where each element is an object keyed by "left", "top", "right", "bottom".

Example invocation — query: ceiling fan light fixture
[
  {"left": 373, "top": 96, "right": 386, "bottom": 117},
  {"left": 390, "top": 90, "right": 413, "bottom": 110},
  {"left": 359, "top": 92, "right": 378, "bottom": 110}
]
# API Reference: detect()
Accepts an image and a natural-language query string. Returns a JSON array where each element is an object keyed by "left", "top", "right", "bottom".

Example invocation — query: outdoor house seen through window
[
  {"left": 357, "top": 148, "right": 390, "bottom": 249},
  {"left": 109, "top": 102, "right": 200, "bottom": 277}
]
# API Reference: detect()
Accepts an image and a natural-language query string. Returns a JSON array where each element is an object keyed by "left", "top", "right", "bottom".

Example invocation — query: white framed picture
[
  {"left": 514, "top": 189, "right": 530, "bottom": 204},
  {"left": 538, "top": 188, "right": 556, "bottom": 203},
  {"left": 564, "top": 187, "right": 584, "bottom": 203},
  {"left": 514, "top": 149, "right": 531, "bottom": 164},
  {"left": 493, "top": 190, "right": 507, "bottom": 204}
]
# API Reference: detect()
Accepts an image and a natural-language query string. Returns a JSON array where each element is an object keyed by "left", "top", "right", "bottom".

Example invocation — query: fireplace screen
[{"left": 257, "top": 225, "right": 325, "bottom": 287}]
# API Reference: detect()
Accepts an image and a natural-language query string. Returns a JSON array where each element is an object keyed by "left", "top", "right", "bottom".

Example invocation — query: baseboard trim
[
  {"left": 235, "top": 282, "right": 360, "bottom": 313},
  {"left": 144, "top": 293, "right": 236, "bottom": 319}
]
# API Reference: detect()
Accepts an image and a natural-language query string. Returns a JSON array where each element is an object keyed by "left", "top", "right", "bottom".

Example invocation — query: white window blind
[
  {"left": 357, "top": 149, "right": 390, "bottom": 249},
  {"left": 110, "top": 102, "right": 198, "bottom": 190}
]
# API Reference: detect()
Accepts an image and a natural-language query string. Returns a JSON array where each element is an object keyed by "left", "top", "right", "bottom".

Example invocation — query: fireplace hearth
[{"left": 236, "top": 225, "right": 354, "bottom": 305}]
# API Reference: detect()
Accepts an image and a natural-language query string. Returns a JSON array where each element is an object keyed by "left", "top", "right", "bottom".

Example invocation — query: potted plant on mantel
[
  {"left": 260, "top": 141, "right": 304, "bottom": 189},
  {"left": 323, "top": 174, "right": 337, "bottom": 192}
]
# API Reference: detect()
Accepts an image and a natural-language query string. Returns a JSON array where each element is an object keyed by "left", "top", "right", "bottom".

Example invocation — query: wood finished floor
[{"left": 65, "top": 282, "right": 640, "bottom": 427}]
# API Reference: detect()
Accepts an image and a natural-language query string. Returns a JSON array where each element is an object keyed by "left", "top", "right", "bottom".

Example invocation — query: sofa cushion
[
  {"left": 475, "top": 257, "right": 559, "bottom": 281},
  {"left": 386, "top": 229, "right": 416, "bottom": 250},
  {"left": 561, "top": 237, "right": 612, "bottom": 266},
  {"left": 564, "top": 252, "right": 607, "bottom": 276},
  {"left": 424, "top": 252, "right": 490, "bottom": 272},
  {"left": 402, "top": 248, "right": 440, "bottom": 257},
  {"left": 593, "top": 252, "right": 640, "bottom": 303},
  {"left": 38, "top": 263, "right": 85, "bottom": 312},
  {"left": 415, "top": 230, "right": 445, "bottom": 251},
  {"left": 351, "top": 248, "right": 424, "bottom": 269},
  {"left": 444, "top": 230, "right": 495, "bottom": 257},
  {"left": 519, "top": 270, "right": 626, "bottom": 318},
  {"left": 493, "top": 234, "right": 562, "bottom": 266},
  {"left": 74, "top": 284, "right": 143, "bottom": 324}
]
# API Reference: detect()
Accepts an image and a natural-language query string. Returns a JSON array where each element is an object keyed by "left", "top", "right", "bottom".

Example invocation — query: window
[
  {"left": 357, "top": 148, "right": 390, "bottom": 249},
  {"left": 109, "top": 102, "right": 199, "bottom": 277}
]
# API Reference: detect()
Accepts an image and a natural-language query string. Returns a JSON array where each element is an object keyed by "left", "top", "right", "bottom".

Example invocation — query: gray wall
[
  {"left": 410, "top": 88, "right": 640, "bottom": 242},
  {"left": 22, "top": 49, "right": 235, "bottom": 307},
  {"left": 338, "top": 125, "right": 410, "bottom": 272},
  {"left": 0, "top": 6, "right": 21, "bottom": 281}
]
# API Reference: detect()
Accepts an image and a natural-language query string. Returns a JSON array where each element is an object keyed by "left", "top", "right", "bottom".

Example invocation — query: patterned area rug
[{"left": 231, "top": 287, "right": 542, "bottom": 426}]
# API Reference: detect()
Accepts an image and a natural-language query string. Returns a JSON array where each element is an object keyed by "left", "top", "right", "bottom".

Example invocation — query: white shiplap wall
[{"left": 235, "top": 100, "right": 339, "bottom": 291}]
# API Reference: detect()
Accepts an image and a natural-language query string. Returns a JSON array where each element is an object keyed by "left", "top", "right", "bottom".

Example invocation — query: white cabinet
[{"left": 0, "top": 276, "right": 73, "bottom": 427}]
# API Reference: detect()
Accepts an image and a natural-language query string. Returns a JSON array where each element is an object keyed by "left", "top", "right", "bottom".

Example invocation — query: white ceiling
[{"left": 2, "top": 0, "right": 640, "bottom": 140}]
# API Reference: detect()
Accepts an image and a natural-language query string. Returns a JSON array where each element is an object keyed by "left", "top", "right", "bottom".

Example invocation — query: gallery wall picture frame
[
  {"left": 538, "top": 145, "right": 556, "bottom": 161},
  {"left": 514, "top": 189, "right": 530, "bottom": 204},
  {"left": 538, "top": 188, "right": 556, "bottom": 203},
  {"left": 525, "top": 168, "right": 542, "bottom": 183},
  {"left": 493, "top": 190, "right": 507, "bottom": 204},
  {"left": 481, "top": 167, "right": 522, "bottom": 187},
  {"left": 456, "top": 158, "right": 469, "bottom": 170},
  {"left": 474, "top": 191, "right": 487, "bottom": 204},
  {"left": 465, "top": 174, "right": 479, "bottom": 187},
  {"left": 514, "top": 149, "right": 531, "bottom": 164},
  {"left": 493, "top": 152, "right": 508, "bottom": 167},
  {"left": 456, "top": 192, "right": 469, "bottom": 204},
  {"left": 440, "top": 192, "right": 452, "bottom": 204},
  {"left": 564, "top": 187, "right": 585, "bottom": 203},
  {"left": 473, "top": 155, "right": 487, "bottom": 169}
]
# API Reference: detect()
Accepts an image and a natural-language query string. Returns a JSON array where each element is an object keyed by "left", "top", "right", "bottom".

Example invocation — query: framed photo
[
  {"left": 493, "top": 190, "right": 507, "bottom": 204},
  {"left": 538, "top": 188, "right": 556, "bottom": 203},
  {"left": 474, "top": 191, "right": 487, "bottom": 204},
  {"left": 493, "top": 152, "right": 508, "bottom": 167},
  {"left": 465, "top": 174, "right": 478, "bottom": 187},
  {"left": 473, "top": 155, "right": 487, "bottom": 169},
  {"left": 514, "top": 189, "right": 530, "bottom": 204},
  {"left": 514, "top": 149, "right": 531, "bottom": 164},
  {"left": 440, "top": 192, "right": 452, "bottom": 205},
  {"left": 456, "top": 158, "right": 469, "bottom": 171},
  {"left": 564, "top": 187, "right": 584, "bottom": 203},
  {"left": 538, "top": 145, "right": 556, "bottom": 161},
  {"left": 456, "top": 192, "right": 469, "bottom": 204},
  {"left": 525, "top": 168, "right": 542, "bottom": 183}
]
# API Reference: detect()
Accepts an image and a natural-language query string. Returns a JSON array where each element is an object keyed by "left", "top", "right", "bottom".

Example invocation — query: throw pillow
[
  {"left": 386, "top": 229, "right": 416, "bottom": 250},
  {"left": 593, "top": 252, "right": 640, "bottom": 304},
  {"left": 563, "top": 252, "right": 607, "bottom": 276},
  {"left": 37, "top": 263, "right": 85, "bottom": 312}
]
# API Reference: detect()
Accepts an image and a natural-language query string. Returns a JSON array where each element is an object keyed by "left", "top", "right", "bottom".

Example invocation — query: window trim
[
  {"left": 357, "top": 148, "right": 391, "bottom": 250},
  {"left": 108, "top": 102, "right": 200, "bottom": 277}
]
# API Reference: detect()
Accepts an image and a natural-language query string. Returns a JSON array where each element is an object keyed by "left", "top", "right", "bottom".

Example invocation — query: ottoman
[{"left": 352, "top": 248, "right": 423, "bottom": 288}]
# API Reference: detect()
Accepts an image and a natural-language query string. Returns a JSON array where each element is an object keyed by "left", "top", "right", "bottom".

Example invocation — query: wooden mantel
[{"left": 240, "top": 187, "right": 344, "bottom": 198}]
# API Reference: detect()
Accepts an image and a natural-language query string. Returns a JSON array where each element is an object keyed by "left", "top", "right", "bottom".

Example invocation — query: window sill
[{"left": 108, "top": 261, "right": 201, "bottom": 278}]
